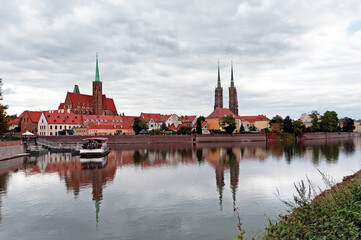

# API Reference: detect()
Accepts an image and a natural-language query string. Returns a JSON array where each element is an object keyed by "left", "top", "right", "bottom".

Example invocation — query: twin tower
[{"left": 214, "top": 62, "right": 238, "bottom": 115}]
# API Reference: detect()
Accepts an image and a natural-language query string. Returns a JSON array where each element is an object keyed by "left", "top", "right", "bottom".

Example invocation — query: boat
[{"left": 79, "top": 137, "right": 110, "bottom": 157}]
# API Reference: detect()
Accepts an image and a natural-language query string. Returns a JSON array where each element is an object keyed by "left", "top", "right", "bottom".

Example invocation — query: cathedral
[
  {"left": 214, "top": 61, "right": 238, "bottom": 115},
  {"left": 58, "top": 54, "right": 118, "bottom": 115}
]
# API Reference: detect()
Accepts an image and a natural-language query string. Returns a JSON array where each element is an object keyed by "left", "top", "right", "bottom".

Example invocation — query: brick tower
[
  {"left": 92, "top": 53, "right": 103, "bottom": 115},
  {"left": 214, "top": 62, "right": 223, "bottom": 110},
  {"left": 229, "top": 61, "right": 238, "bottom": 115}
]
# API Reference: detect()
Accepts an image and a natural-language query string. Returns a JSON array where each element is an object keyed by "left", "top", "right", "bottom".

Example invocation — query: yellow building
[
  {"left": 239, "top": 115, "right": 270, "bottom": 131},
  {"left": 206, "top": 108, "right": 242, "bottom": 132}
]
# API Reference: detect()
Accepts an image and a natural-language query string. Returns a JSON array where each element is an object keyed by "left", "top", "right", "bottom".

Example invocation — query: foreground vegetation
[{"left": 236, "top": 170, "right": 361, "bottom": 239}]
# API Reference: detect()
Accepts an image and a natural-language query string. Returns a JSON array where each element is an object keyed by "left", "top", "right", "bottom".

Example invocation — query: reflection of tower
[
  {"left": 215, "top": 165, "right": 225, "bottom": 210},
  {"left": 229, "top": 157, "right": 239, "bottom": 207}
]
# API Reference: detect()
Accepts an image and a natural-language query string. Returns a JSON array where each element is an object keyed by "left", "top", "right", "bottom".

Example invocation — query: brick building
[{"left": 58, "top": 54, "right": 118, "bottom": 115}]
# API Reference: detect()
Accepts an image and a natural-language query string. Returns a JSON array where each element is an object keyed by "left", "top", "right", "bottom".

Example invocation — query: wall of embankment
[
  {"left": 0, "top": 141, "right": 25, "bottom": 161},
  {"left": 40, "top": 132, "right": 357, "bottom": 145}
]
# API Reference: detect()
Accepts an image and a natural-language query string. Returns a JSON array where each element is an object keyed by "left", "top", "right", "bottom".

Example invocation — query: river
[{"left": 1, "top": 138, "right": 361, "bottom": 239}]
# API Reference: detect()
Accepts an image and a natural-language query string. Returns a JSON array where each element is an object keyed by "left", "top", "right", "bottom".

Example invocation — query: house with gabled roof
[
  {"left": 238, "top": 115, "right": 270, "bottom": 131},
  {"left": 179, "top": 115, "right": 197, "bottom": 127},
  {"left": 38, "top": 109, "right": 83, "bottom": 136},
  {"left": 20, "top": 110, "right": 43, "bottom": 134}
]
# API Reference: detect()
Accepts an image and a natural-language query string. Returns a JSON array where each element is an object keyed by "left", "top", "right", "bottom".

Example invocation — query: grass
[{"left": 235, "top": 170, "right": 361, "bottom": 239}]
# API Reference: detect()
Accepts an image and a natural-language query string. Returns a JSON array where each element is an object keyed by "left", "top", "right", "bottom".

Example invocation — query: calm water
[{"left": 1, "top": 138, "right": 361, "bottom": 239}]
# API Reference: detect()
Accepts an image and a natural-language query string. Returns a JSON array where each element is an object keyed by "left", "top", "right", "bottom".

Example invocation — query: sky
[{"left": 1, "top": 0, "right": 361, "bottom": 119}]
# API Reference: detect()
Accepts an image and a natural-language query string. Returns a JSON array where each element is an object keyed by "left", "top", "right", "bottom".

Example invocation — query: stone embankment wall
[
  {"left": 40, "top": 132, "right": 356, "bottom": 145},
  {"left": 297, "top": 132, "right": 353, "bottom": 141},
  {"left": 0, "top": 141, "right": 25, "bottom": 161}
]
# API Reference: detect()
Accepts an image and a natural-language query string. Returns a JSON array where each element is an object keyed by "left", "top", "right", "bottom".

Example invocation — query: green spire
[
  {"left": 217, "top": 61, "right": 221, "bottom": 88},
  {"left": 95, "top": 53, "right": 100, "bottom": 82},
  {"left": 73, "top": 85, "right": 80, "bottom": 94},
  {"left": 230, "top": 60, "right": 234, "bottom": 88}
]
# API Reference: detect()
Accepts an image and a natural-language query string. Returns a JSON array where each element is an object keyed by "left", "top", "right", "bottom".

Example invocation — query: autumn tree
[{"left": 270, "top": 115, "right": 283, "bottom": 133}]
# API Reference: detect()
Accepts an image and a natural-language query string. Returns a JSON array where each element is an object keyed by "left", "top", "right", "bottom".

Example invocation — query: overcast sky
[{"left": 1, "top": 0, "right": 361, "bottom": 119}]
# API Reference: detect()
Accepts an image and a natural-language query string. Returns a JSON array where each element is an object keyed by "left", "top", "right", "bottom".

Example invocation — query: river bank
[
  {"left": 0, "top": 140, "right": 27, "bottom": 161},
  {"left": 40, "top": 132, "right": 357, "bottom": 145},
  {"left": 260, "top": 169, "right": 361, "bottom": 239}
]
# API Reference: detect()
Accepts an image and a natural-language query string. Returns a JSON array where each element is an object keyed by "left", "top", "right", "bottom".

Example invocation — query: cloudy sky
[{"left": 1, "top": 0, "right": 361, "bottom": 119}]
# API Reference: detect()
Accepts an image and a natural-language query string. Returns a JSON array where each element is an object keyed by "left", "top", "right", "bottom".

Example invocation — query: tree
[
  {"left": 196, "top": 116, "right": 205, "bottom": 134},
  {"left": 0, "top": 78, "right": 9, "bottom": 135},
  {"left": 270, "top": 115, "right": 283, "bottom": 133},
  {"left": 342, "top": 117, "right": 355, "bottom": 132},
  {"left": 160, "top": 122, "right": 168, "bottom": 131},
  {"left": 220, "top": 115, "right": 236, "bottom": 134},
  {"left": 132, "top": 118, "right": 148, "bottom": 135},
  {"left": 177, "top": 125, "right": 192, "bottom": 135},
  {"left": 283, "top": 116, "right": 293, "bottom": 133},
  {"left": 293, "top": 119, "right": 306, "bottom": 136},
  {"left": 320, "top": 111, "right": 339, "bottom": 132},
  {"left": 310, "top": 110, "right": 320, "bottom": 132}
]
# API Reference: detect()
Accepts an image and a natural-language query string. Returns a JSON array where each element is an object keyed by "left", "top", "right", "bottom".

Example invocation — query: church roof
[
  {"left": 206, "top": 108, "right": 238, "bottom": 119},
  {"left": 141, "top": 113, "right": 163, "bottom": 122},
  {"left": 60, "top": 92, "right": 117, "bottom": 114}
]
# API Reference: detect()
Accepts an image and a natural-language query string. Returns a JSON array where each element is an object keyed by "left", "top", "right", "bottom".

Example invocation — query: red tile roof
[
  {"left": 206, "top": 108, "right": 238, "bottom": 119},
  {"left": 179, "top": 115, "right": 196, "bottom": 123},
  {"left": 239, "top": 115, "right": 270, "bottom": 123},
  {"left": 23, "top": 111, "right": 43, "bottom": 123},
  {"left": 141, "top": 113, "right": 163, "bottom": 122},
  {"left": 9, "top": 118, "right": 20, "bottom": 125},
  {"left": 60, "top": 92, "right": 117, "bottom": 114},
  {"left": 83, "top": 115, "right": 124, "bottom": 124},
  {"left": 168, "top": 123, "right": 188, "bottom": 131},
  {"left": 192, "top": 120, "right": 207, "bottom": 128},
  {"left": 43, "top": 111, "right": 82, "bottom": 125}
]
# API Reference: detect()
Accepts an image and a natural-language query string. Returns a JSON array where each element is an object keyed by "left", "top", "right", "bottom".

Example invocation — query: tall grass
[{"left": 263, "top": 171, "right": 361, "bottom": 239}]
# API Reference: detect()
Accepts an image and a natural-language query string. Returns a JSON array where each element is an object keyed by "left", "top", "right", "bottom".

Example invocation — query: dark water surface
[{"left": 1, "top": 138, "right": 361, "bottom": 239}]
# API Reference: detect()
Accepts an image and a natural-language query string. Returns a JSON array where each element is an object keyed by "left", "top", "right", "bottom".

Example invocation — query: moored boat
[{"left": 79, "top": 137, "right": 110, "bottom": 157}]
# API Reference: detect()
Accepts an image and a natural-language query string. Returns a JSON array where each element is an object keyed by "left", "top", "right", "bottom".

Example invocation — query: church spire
[
  {"left": 217, "top": 61, "right": 221, "bottom": 88},
  {"left": 230, "top": 60, "right": 234, "bottom": 88},
  {"left": 95, "top": 53, "right": 100, "bottom": 82}
]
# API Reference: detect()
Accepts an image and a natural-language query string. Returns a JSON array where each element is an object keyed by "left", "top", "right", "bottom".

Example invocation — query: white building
[{"left": 38, "top": 110, "right": 83, "bottom": 136}]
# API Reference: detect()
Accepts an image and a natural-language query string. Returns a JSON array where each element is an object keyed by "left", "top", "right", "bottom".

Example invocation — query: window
[
  {"left": 60, "top": 126, "right": 62, "bottom": 130},
  {"left": 50, "top": 126, "right": 52, "bottom": 130},
  {"left": 50, "top": 132, "right": 53, "bottom": 136},
  {"left": 55, "top": 126, "right": 57, "bottom": 130},
  {"left": 215, "top": 120, "right": 217, "bottom": 124}
]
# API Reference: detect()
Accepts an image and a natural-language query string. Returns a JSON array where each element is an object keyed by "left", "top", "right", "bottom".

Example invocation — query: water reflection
[{"left": 0, "top": 138, "right": 359, "bottom": 239}]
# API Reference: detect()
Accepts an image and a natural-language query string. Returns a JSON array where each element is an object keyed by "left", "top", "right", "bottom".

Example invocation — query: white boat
[{"left": 79, "top": 137, "right": 110, "bottom": 157}]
